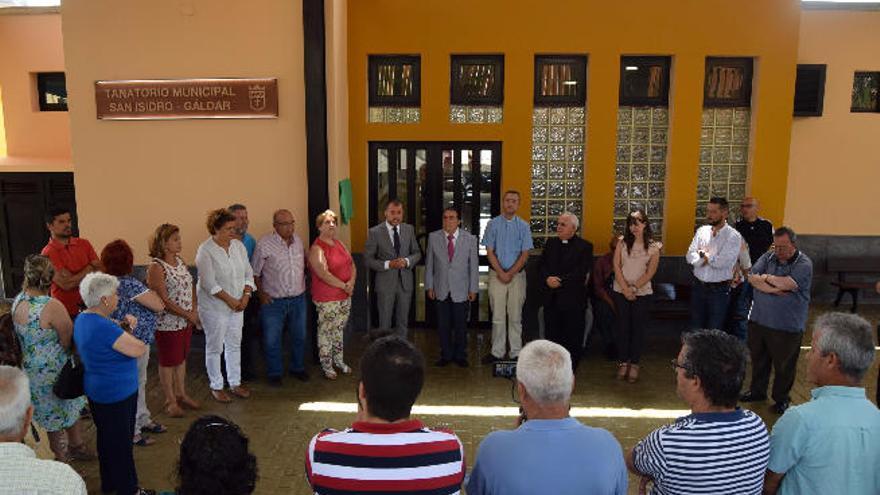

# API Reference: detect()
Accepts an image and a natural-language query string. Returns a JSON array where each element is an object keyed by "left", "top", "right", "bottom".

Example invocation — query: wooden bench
[{"left": 827, "top": 257, "right": 880, "bottom": 313}]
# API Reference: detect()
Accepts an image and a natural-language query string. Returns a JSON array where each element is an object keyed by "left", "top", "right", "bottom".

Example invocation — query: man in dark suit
[
  {"left": 364, "top": 200, "right": 421, "bottom": 339},
  {"left": 539, "top": 212, "right": 593, "bottom": 371},
  {"left": 425, "top": 207, "right": 479, "bottom": 367}
]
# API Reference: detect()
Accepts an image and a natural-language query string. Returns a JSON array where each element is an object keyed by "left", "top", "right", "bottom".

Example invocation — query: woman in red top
[{"left": 308, "top": 210, "right": 357, "bottom": 380}]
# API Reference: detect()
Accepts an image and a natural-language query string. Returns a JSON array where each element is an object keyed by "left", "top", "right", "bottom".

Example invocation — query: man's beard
[{"left": 709, "top": 218, "right": 724, "bottom": 227}]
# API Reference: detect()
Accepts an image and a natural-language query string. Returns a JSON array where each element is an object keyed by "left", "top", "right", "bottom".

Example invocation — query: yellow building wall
[
  {"left": 0, "top": 11, "right": 71, "bottom": 170},
  {"left": 785, "top": 9, "right": 880, "bottom": 235},
  {"left": 347, "top": 0, "right": 802, "bottom": 254},
  {"left": 60, "top": 0, "right": 308, "bottom": 263}
]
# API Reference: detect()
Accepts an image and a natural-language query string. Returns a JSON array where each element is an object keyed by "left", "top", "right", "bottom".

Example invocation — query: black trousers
[
  {"left": 613, "top": 292, "right": 651, "bottom": 364},
  {"left": 90, "top": 391, "right": 138, "bottom": 495},
  {"left": 241, "top": 296, "right": 262, "bottom": 379},
  {"left": 544, "top": 303, "right": 586, "bottom": 370},
  {"left": 436, "top": 297, "right": 468, "bottom": 361},
  {"left": 747, "top": 321, "right": 803, "bottom": 403}
]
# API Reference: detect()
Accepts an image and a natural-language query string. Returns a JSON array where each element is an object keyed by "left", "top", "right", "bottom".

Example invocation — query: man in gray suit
[
  {"left": 365, "top": 199, "right": 421, "bottom": 339},
  {"left": 425, "top": 207, "right": 479, "bottom": 367}
]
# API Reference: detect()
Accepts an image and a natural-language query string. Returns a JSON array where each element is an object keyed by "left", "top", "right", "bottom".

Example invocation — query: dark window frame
[
  {"left": 534, "top": 54, "right": 587, "bottom": 107},
  {"left": 619, "top": 56, "right": 671, "bottom": 107},
  {"left": 793, "top": 64, "right": 827, "bottom": 117},
  {"left": 703, "top": 57, "right": 753, "bottom": 108},
  {"left": 850, "top": 71, "right": 880, "bottom": 113},
  {"left": 450, "top": 54, "right": 504, "bottom": 106},
  {"left": 36, "top": 72, "right": 68, "bottom": 112},
  {"left": 368, "top": 54, "right": 421, "bottom": 107}
]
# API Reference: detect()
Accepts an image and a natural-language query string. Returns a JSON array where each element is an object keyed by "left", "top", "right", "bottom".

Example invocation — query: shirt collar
[
  {"left": 271, "top": 231, "right": 299, "bottom": 246},
  {"left": 444, "top": 228, "right": 459, "bottom": 239},
  {"left": 47, "top": 237, "right": 80, "bottom": 249},
  {"left": 687, "top": 408, "right": 746, "bottom": 422},
  {"left": 811, "top": 385, "right": 866, "bottom": 400},
  {"left": 0, "top": 442, "right": 36, "bottom": 458},
  {"left": 386, "top": 221, "right": 400, "bottom": 232},
  {"left": 519, "top": 417, "right": 580, "bottom": 431},
  {"left": 351, "top": 419, "right": 425, "bottom": 434}
]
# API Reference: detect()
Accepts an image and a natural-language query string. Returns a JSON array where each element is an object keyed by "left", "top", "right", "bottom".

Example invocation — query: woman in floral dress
[{"left": 11, "top": 254, "right": 91, "bottom": 462}]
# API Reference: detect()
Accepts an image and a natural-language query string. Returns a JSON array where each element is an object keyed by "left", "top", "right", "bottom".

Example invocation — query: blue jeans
[
  {"left": 690, "top": 281, "right": 731, "bottom": 331},
  {"left": 260, "top": 294, "right": 306, "bottom": 377},
  {"left": 725, "top": 280, "right": 753, "bottom": 341}
]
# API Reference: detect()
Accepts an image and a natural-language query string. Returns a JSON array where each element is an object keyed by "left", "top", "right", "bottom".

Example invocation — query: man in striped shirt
[
  {"left": 305, "top": 336, "right": 465, "bottom": 494},
  {"left": 627, "top": 329, "right": 770, "bottom": 495}
]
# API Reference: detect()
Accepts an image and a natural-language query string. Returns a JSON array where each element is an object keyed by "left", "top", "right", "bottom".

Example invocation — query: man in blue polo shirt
[
  {"left": 481, "top": 190, "right": 533, "bottom": 362},
  {"left": 740, "top": 226, "right": 813, "bottom": 414},
  {"left": 468, "top": 340, "right": 627, "bottom": 495},
  {"left": 763, "top": 312, "right": 880, "bottom": 495}
]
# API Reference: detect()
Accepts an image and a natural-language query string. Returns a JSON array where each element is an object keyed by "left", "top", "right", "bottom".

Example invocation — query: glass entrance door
[{"left": 369, "top": 142, "right": 501, "bottom": 327}]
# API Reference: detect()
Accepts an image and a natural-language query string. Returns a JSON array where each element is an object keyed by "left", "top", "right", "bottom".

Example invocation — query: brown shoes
[
  {"left": 177, "top": 395, "right": 201, "bottom": 410},
  {"left": 229, "top": 385, "right": 251, "bottom": 399},
  {"left": 627, "top": 364, "right": 640, "bottom": 383},
  {"left": 616, "top": 363, "right": 629, "bottom": 380},
  {"left": 211, "top": 389, "right": 233, "bottom": 403}
]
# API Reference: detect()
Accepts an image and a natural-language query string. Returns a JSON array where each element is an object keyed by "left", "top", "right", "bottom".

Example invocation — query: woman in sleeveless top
[
  {"left": 11, "top": 254, "right": 91, "bottom": 462},
  {"left": 612, "top": 210, "right": 661, "bottom": 383},
  {"left": 146, "top": 224, "right": 201, "bottom": 417},
  {"left": 308, "top": 210, "right": 356, "bottom": 380}
]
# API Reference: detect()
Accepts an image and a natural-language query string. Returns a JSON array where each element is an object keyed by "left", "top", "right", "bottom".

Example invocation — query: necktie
[
  {"left": 447, "top": 234, "right": 455, "bottom": 262},
  {"left": 393, "top": 225, "right": 401, "bottom": 257}
]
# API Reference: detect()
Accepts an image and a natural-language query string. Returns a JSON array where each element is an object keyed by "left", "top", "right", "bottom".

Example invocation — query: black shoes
[
  {"left": 435, "top": 359, "right": 451, "bottom": 367},
  {"left": 772, "top": 400, "right": 790, "bottom": 414},
  {"left": 267, "top": 376, "right": 283, "bottom": 387},
  {"left": 290, "top": 370, "right": 310, "bottom": 382},
  {"left": 481, "top": 354, "right": 500, "bottom": 364},
  {"left": 455, "top": 359, "right": 469, "bottom": 368},
  {"left": 739, "top": 391, "right": 767, "bottom": 402}
]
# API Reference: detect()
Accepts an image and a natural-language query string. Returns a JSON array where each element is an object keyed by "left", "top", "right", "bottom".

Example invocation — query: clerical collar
[{"left": 562, "top": 239, "right": 569, "bottom": 244}]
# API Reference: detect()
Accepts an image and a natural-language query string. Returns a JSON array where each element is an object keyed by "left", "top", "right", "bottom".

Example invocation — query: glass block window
[
  {"left": 614, "top": 106, "right": 668, "bottom": 237},
  {"left": 534, "top": 55, "right": 587, "bottom": 107},
  {"left": 851, "top": 72, "right": 880, "bottom": 113},
  {"left": 36, "top": 72, "right": 67, "bottom": 112},
  {"left": 369, "top": 107, "right": 421, "bottom": 124},
  {"left": 695, "top": 107, "right": 751, "bottom": 226},
  {"left": 449, "top": 105, "right": 502, "bottom": 124},
  {"left": 529, "top": 106, "right": 586, "bottom": 249},
  {"left": 451, "top": 55, "right": 503, "bottom": 105}
]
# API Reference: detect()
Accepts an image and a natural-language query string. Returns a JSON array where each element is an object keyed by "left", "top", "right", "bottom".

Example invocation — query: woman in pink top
[
  {"left": 612, "top": 209, "right": 661, "bottom": 383},
  {"left": 308, "top": 209, "right": 357, "bottom": 380}
]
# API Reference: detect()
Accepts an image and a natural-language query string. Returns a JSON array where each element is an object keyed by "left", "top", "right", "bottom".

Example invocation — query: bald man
[{"left": 734, "top": 197, "right": 773, "bottom": 264}]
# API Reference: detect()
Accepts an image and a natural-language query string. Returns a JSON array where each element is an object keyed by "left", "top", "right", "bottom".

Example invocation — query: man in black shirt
[
  {"left": 727, "top": 197, "right": 774, "bottom": 340},
  {"left": 539, "top": 212, "right": 593, "bottom": 371}
]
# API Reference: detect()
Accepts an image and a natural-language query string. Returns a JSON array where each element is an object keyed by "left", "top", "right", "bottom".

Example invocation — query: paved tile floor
[{"left": 25, "top": 304, "right": 879, "bottom": 494}]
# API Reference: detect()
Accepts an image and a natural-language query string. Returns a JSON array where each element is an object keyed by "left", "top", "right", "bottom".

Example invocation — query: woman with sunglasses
[{"left": 612, "top": 209, "right": 661, "bottom": 383}]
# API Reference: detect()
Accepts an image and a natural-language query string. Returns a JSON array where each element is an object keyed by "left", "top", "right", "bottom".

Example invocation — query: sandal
[
  {"left": 616, "top": 363, "right": 629, "bottom": 380},
  {"left": 211, "top": 389, "right": 233, "bottom": 403},
  {"left": 133, "top": 434, "right": 156, "bottom": 447},
  {"left": 229, "top": 385, "right": 251, "bottom": 399},
  {"left": 164, "top": 402, "right": 185, "bottom": 418},
  {"left": 323, "top": 369, "right": 338, "bottom": 380},
  {"left": 177, "top": 395, "right": 201, "bottom": 410},
  {"left": 627, "top": 364, "right": 640, "bottom": 383},
  {"left": 68, "top": 443, "right": 96, "bottom": 461},
  {"left": 141, "top": 422, "right": 167, "bottom": 434},
  {"left": 336, "top": 363, "right": 352, "bottom": 375}
]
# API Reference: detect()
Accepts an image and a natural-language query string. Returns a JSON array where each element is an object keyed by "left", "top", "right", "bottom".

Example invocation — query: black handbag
[{"left": 54, "top": 351, "right": 85, "bottom": 400}]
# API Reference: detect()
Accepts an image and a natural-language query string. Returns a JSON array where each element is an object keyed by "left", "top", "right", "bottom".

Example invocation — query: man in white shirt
[
  {"left": 0, "top": 365, "right": 87, "bottom": 495},
  {"left": 686, "top": 197, "right": 743, "bottom": 331}
]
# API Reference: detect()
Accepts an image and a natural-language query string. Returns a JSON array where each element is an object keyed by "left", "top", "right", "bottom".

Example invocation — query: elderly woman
[
  {"left": 146, "top": 224, "right": 200, "bottom": 417},
  {"left": 196, "top": 209, "right": 255, "bottom": 402},
  {"left": 74, "top": 272, "right": 151, "bottom": 495},
  {"left": 612, "top": 209, "right": 661, "bottom": 383},
  {"left": 10, "top": 254, "right": 91, "bottom": 462},
  {"left": 159, "top": 415, "right": 257, "bottom": 495},
  {"left": 308, "top": 209, "right": 355, "bottom": 380},
  {"left": 101, "top": 239, "right": 166, "bottom": 446}
]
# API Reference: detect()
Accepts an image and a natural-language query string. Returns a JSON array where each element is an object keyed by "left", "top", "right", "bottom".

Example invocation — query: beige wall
[
  {"left": 325, "top": 0, "right": 351, "bottom": 246},
  {"left": 0, "top": 11, "right": 71, "bottom": 169},
  {"left": 786, "top": 9, "right": 880, "bottom": 235},
  {"left": 61, "top": 0, "right": 308, "bottom": 262}
]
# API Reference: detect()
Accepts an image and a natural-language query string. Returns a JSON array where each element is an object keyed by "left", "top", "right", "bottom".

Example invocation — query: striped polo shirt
[
  {"left": 632, "top": 409, "right": 769, "bottom": 495},
  {"left": 306, "top": 419, "right": 465, "bottom": 494}
]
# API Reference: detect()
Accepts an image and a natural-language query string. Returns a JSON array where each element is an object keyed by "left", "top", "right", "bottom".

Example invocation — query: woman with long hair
[{"left": 612, "top": 210, "right": 661, "bottom": 383}]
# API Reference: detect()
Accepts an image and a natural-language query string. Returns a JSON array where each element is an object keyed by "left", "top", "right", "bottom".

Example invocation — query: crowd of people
[{"left": 0, "top": 193, "right": 877, "bottom": 494}]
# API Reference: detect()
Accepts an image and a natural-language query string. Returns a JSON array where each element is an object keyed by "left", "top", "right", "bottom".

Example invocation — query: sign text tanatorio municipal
[{"left": 95, "top": 78, "right": 278, "bottom": 120}]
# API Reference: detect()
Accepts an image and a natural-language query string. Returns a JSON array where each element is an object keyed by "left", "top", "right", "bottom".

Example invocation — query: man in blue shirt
[
  {"left": 229, "top": 203, "right": 259, "bottom": 381},
  {"left": 467, "top": 340, "right": 627, "bottom": 495},
  {"left": 740, "top": 227, "right": 812, "bottom": 414},
  {"left": 481, "top": 191, "right": 533, "bottom": 362},
  {"left": 763, "top": 312, "right": 880, "bottom": 495}
]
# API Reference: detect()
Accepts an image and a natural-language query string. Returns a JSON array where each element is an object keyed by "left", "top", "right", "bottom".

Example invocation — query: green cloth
[{"left": 339, "top": 178, "right": 354, "bottom": 225}]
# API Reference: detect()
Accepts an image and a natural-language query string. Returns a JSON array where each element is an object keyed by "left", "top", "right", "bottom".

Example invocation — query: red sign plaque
[{"left": 95, "top": 78, "right": 278, "bottom": 120}]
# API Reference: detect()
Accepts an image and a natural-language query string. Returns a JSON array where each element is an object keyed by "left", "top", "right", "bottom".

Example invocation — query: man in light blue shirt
[
  {"left": 481, "top": 190, "right": 533, "bottom": 362},
  {"left": 763, "top": 312, "right": 880, "bottom": 495},
  {"left": 229, "top": 203, "right": 259, "bottom": 381},
  {"left": 467, "top": 340, "right": 627, "bottom": 495}
]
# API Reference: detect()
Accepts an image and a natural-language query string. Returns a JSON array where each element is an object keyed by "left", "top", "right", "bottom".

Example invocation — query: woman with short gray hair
[
  {"left": 74, "top": 272, "right": 152, "bottom": 495},
  {"left": 10, "top": 254, "right": 91, "bottom": 463}
]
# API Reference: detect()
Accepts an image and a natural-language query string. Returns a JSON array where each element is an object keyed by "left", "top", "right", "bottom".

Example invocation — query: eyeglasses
[{"left": 670, "top": 359, "right": 692, "bottom": 374}]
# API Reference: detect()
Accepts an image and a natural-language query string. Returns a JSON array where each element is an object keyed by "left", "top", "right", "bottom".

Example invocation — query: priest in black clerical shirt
[{"left": 539, "top": 212, "right": 593, "bottom": 370}]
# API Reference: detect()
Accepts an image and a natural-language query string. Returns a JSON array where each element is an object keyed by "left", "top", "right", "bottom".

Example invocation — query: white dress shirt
[
  {"left": 383, "top": 221, "right": 411, "bottom": 270},
  {"left": 195, "top": 237, "right": 256, "bottom": 314},
  {"left": 686, "top": 223, "right": 743, "bottom": 283}
]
